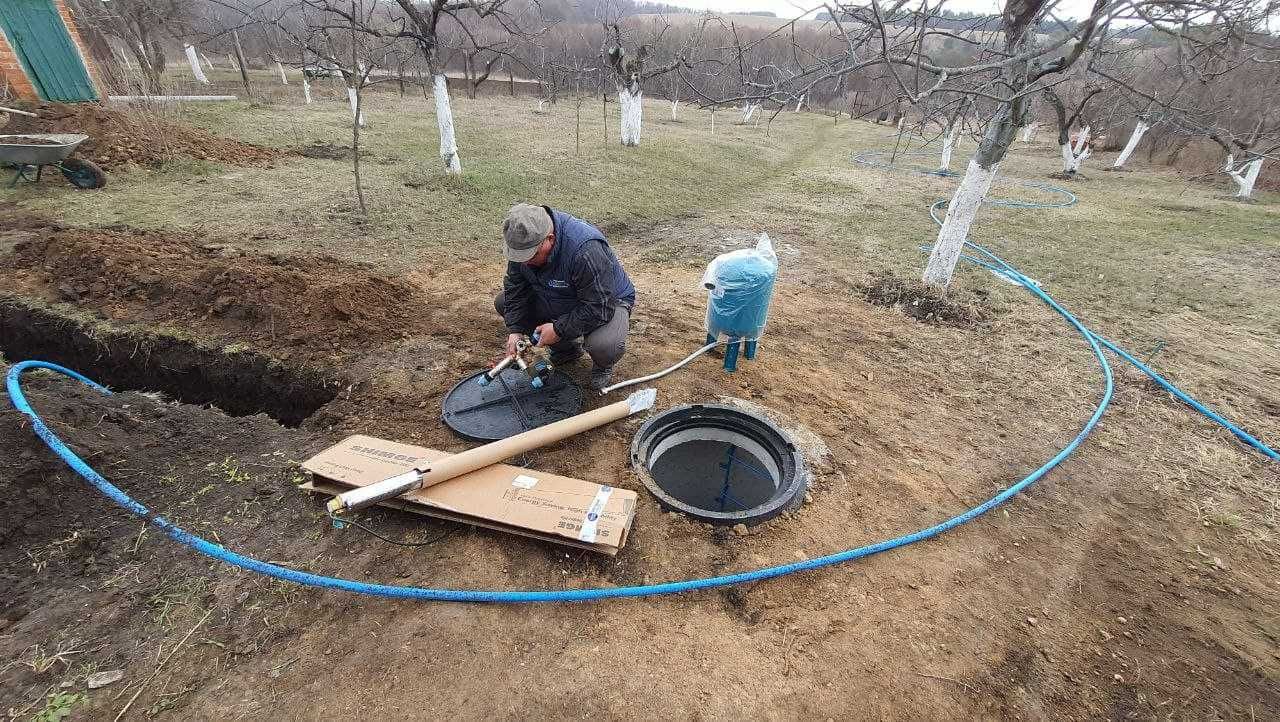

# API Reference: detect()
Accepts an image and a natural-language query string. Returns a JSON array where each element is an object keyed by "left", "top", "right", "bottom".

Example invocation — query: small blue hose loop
[{"left": 5, "top": 154, "right": 1274, "bottom": 603}]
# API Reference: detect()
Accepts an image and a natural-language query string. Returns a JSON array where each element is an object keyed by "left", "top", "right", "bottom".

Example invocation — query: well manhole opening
[
  {"left": 632, "top": 403, "right": 807, "bottom": 526},
  {"left": 0, "top": 300, "right": 339, "bottom": 427}
]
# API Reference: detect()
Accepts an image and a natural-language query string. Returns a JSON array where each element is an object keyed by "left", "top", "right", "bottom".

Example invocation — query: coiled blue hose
[{"left": 6, "top": 156, "right": 1275, "bottom": 603}]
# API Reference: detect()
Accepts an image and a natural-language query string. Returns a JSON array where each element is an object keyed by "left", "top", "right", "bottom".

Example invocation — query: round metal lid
[{"left": 442, "top": 368, "right": 585, "bottom": 441}]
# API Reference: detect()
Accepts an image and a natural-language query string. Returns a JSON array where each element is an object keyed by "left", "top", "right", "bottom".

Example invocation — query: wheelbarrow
[{"left": 0, "top": 133, "right": 107, "bottom": 189}]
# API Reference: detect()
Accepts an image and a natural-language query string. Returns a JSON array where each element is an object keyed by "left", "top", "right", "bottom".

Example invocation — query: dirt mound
[
  {"left": 1, "top": 102, "right": 279, "bottom": 171},
  {"left": 0, "top": 219, "right": 431, "bottom": 360},
  {"left": 863, "top": 271, "right": 992, "bottom": 327}
]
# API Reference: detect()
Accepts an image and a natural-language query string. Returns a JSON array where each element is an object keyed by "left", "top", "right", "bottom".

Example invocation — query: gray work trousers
[{"left": 494, "top": 292, "right": 630, "bottom": 370}]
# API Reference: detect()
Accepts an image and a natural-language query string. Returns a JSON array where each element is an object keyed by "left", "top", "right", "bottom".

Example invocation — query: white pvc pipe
[
  {"left": 108, "top": 95, "right": 238, "bottom": 102},
  {"left": 328, "top": 389, "right": 657, "bottom": 513}
]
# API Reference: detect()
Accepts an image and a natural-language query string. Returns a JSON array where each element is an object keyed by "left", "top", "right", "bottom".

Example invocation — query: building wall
[
  {"left": 0, "top": 24, "right": 40, "bottom": 101},
  {"left": 0, "top": 0, "right": 103, "bottom": 102}
]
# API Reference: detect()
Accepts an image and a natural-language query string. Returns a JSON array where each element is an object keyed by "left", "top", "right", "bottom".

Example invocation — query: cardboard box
[{"left": 300, "top": 434, "right": 636, "bottom": 555}]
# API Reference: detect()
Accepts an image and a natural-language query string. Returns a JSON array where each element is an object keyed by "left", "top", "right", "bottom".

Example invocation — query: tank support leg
[
  {"left": 743, "top": 339, "right": 758, "bottom": 360},
  {"left": 723, "top": 337, "right": 740, "bottom": 372}
]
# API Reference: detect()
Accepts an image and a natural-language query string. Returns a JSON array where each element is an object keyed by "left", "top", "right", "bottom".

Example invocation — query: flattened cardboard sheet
[{"left": 301, "top": 435, "right": 636, "bottom": 555}]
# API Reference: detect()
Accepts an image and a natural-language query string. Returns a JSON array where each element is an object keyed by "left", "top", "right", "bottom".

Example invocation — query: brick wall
[
  {"left": 0, "top": 0, "right": 104, "bottom": 103},
  {"left": 0, "top": 25, "right": 39, "bottom": 101}
]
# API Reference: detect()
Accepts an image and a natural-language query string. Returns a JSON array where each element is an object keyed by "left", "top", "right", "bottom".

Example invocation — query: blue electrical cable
[{"left": 5, "top": 155, "right": 1275, "bottom": 604}]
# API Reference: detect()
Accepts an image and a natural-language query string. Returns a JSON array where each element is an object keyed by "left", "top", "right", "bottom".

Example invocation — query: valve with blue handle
[{"left": 477, "top": 331, "right": 554, "bottom": 389}]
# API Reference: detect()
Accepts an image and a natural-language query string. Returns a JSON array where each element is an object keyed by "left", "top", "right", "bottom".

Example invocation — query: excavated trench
[{"left": 0, "top": 301, "right": 339, "bottom": 427}]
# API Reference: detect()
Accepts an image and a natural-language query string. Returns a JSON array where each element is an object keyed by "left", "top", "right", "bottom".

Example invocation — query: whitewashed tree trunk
[
  {"left": 711, "top": 108, "right": 716, "bottom": 133},
  {"left": 1020, "top": 123, "right": 1036, "bottom": 142},
  {"left": 1060, "top": 143, "right": 1090, "bottom": 174},
  {"left": 347, "top": 86, "right": 366, "bottom": 127},
  {"left": 618, "top": 87, "right": 642, "bottom": 147},
  {"left": 1225, "top": 155, "right": 1263, "bottom": 198},
  {"left": 1112, "top": 121, "right": 1149, "bottom": 168},
  {"left": 1072, "top": 126, "right": 1091, "bottom": 154},
  {"left": 275, "top": 61, "right": 289, "bottom": 85},
  {"left": 184, "top": 45, "right": 210, "bottom": 85},
  {"left": 896, "top": 116, "right": 905, "bottom": 132},
  {"left": 794, "top": 94, "right": 806, "bottom": 112},
  {"left": 536, "top": 99, "right": 547, "bottom": 112},
  {"left": 922, "top": 159, "right": 999, "bottom": 288},
  {"left": 433, "top": 74, "right": 461, "bottom": 174},
  {"left": 670, "top": 98, "right": 678, "bottom": 121},
  {"left": 200, "top": 52, "right": 214, "bottom": 70},
  {"left": 741, "top": 103, "right": 758, "bottom": 123},
  {"left": 301, "top": 73, "right": 312, "bottom": 105},
  {"left": 939, "top": 124, "right": 959, "bottom": 172}
]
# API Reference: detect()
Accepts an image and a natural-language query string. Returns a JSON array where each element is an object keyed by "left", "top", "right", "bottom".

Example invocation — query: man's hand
[
  {"left": 505, "top": 333, "right": 522, "bottom": 357},
  {"left": 534, "top": 322, "right": 559, "bottom": 347}
]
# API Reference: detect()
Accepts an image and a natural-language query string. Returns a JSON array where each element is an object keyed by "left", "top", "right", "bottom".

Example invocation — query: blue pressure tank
[{"left": 703, "top": 234, "right": 777, "bottom": 371}]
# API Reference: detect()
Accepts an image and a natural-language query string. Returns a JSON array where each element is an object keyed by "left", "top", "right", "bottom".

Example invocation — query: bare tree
[
  {"left": 602, "top": 17, "right": 703, "bottom": 147},
  {"left": 380, "top": 0, "right": 543, "bottom": 173},
  {"left": 1043, "top": 84, "right": 1104, "bottom": 177},
  {"left": 1093, "top": 8, "right": 1280, "bottom": 196},
  {"left": 691, "top": 0, "right": 1275, "bottom": 287},
  {"left": 70, "top": 0, "right": 194, "bottom": 93}
]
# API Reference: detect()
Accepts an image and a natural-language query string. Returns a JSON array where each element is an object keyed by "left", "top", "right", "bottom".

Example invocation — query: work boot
[
  {"left": 590, "top": 366, "right": 614, "bottom": 391},
  {"left": 550, "top": 344, "right": 584, "bottom": 367}
]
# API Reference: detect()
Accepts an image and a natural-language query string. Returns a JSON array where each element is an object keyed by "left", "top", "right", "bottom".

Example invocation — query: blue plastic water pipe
[{"left": 6, "top": 154, "right": 1275, "bottom": 603}]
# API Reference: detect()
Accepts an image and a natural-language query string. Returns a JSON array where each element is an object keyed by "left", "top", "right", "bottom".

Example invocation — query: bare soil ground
[{"left": 1, "top": 93, "right": 1278, "bottom": 720}]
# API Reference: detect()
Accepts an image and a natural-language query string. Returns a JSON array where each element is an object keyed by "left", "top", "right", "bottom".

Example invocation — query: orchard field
[{"left": 1, "top": 84, "right": 1278, "bottom": 719}]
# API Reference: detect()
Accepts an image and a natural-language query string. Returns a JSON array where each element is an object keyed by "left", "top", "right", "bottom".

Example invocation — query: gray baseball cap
[{"left": 503, "top": 203, "right": 553, "bottom": 263}]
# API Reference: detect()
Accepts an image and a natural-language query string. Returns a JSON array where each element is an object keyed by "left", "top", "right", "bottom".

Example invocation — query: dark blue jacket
[{"left": 502, "top": 208, "right": 636, "bottom": 340}]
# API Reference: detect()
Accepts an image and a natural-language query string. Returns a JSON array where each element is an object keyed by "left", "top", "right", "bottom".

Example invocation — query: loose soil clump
[
  {"left": 0, "top": 218, "right": 432, "bottom": 361},
  {"left": 863, "top": 271, "right": 993, "bottom": 328},
  {"left": 1, "top": 102, "right": 279, "bottom": 171},
  {"left": 0, "top": 136, "right": 62, "bottom": 146},
  {"left": 297, "top": 142, "right": 353, "bottom": 160}
]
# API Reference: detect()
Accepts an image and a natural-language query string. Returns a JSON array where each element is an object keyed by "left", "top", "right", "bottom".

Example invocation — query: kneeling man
[{"left": 495, "top": 203, "right": 635, "bottom": 391}]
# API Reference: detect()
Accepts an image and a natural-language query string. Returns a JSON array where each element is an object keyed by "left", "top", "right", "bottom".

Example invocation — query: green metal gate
[{"left": 0, "top": 0, "right": 98, "bottom": 102}]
